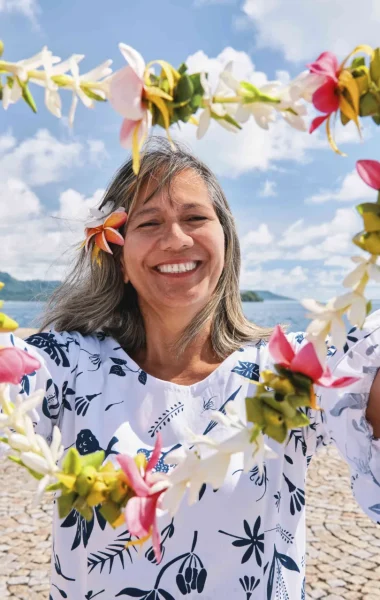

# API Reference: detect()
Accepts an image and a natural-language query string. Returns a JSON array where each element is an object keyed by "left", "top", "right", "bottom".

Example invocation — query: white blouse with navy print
[{"left": 3, "top": 311, "right": 380, "bottom": 600}]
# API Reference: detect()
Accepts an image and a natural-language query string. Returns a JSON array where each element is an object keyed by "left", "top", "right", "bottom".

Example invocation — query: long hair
[{"left": 40, "top": 137, "right": 274, "bottom": 358}]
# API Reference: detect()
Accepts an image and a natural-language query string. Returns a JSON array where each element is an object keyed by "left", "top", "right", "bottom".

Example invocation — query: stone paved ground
[{"left": 1, "top": 445, "right": 380, "bottom": 599}]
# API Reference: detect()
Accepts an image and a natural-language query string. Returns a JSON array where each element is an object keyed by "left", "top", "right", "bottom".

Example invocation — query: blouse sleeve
[
  {"left": 313, "top": 310, "right": 380, "bottom": 522},
  {"left": 0, "top": 330, "right": 80, "bottom": 444}
]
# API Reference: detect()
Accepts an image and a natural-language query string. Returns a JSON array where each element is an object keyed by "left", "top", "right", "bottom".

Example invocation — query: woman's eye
[
  {"left": 188, "top": 216, "right": 207, "bottom": 222},
  {"left": 138, "top": 221, "right": 159, "bottom": 228}
]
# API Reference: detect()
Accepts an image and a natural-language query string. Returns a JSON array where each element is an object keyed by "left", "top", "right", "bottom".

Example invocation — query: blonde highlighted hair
[{"left": 40, "top": 137, "right": 273, "bottom": 357}]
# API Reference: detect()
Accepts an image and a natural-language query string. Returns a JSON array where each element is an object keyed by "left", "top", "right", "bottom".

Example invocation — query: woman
[{"left": 5, "top": 138, "right": 380, "bottom": 600}]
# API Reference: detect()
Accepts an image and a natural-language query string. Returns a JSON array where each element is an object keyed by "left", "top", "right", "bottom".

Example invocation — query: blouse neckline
[{"left": 111, "top": 342, "right": 246, "bottom": 393}]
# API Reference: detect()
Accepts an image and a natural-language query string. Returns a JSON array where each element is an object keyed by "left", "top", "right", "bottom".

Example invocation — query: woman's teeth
[{"left": 156, "top": 261, "right": 198, "bottom": 273}]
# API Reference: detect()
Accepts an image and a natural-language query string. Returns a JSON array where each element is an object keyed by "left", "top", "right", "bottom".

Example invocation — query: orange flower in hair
[{"left": 83, "top": 201, "right": 128, "bottom": 264}]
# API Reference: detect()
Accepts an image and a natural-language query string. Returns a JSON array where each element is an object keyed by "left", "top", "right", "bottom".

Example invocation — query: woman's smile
[{"left": 153, "top": 259, "right": 202, "bottom": 277}]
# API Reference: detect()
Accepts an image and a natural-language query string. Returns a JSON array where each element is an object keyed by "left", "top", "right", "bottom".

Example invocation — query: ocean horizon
[{"left": 6, "top": 299, "right": 380, "bottom": 333}]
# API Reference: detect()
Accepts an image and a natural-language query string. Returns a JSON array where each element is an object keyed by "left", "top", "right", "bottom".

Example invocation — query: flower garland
[{"left": 1, "top": 38, "right": 380, "bottom": 560}]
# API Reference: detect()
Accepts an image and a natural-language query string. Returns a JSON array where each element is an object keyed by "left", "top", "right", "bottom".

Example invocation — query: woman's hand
[{"left": 367, "top": 368, "right": 380, "bottom": 439}]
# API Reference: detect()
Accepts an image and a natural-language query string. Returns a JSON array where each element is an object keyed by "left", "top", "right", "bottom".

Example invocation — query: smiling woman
[{"left": 2, "top": 137, "right": 380, "bottom": 600}]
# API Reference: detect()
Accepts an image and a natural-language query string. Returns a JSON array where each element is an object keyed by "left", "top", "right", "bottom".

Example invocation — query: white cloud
[
  {"left": 240, "top": 265, "right": 309, "bottom": 293},
  {"left": 0, "top": 129, "right": 106, "bottom": 187},
  {"left": 306, "top": 169, "right": 374, "bottom": 204},
  {"left": 0, "top": 0, "right": 39, "bottom": 19},
  {"left": 278, "top": 208, "right": 360, "bottom": 248},
  {"left": 1, "top": 186, "right": 105, "bottom": 281},
  {"left": 241, "top": 0, "right": 380, "bottom": 62},
  {"left": 241, "top": 223, "right": 274, "bottom": 248},
  {"left": 259, "top": 180, "right": 277, "bottom": 197}
]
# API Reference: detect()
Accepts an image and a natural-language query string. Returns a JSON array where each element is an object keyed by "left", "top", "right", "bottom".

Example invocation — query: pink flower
[
  {"left": 268, "top": 325, "right": 359, "bottom": 389},
  {"left": 307, "top": 52, "right": 340, "bottom": 133},
  {"left": 356, "top": 160, "right": 380, "bottom": 191},
  {"left": 0, "top": 347, "right": 41, "bottom": 385},
  {"left": 109, "top": 44, "right": 151, "bottom": 150},
  {"left": 117, "top": 433, "right": 168, "bottom": 563}
]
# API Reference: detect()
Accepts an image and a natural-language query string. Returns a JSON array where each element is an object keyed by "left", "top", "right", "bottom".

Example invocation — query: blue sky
[{"left": 1, "top": 0, "right": 380, "bottom": 301}]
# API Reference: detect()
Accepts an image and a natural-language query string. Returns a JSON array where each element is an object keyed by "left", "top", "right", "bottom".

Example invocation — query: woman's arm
[{"left": 367, "top": 369, "right": 380, "bottom": 438}]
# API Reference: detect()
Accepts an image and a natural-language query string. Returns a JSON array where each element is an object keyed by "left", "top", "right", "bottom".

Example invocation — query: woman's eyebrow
[{"left": 133, "top": 202, "right": 207, "bottom": 219}]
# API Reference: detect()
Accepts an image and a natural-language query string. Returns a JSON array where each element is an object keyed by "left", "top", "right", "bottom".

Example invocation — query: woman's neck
[{"left": 131, "top": 310, "right": 222, "bottom": 384}]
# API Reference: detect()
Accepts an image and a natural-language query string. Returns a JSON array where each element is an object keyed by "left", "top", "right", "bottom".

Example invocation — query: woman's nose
[{"left": 160, "top": 222, "right": 194, "bottom": 251}]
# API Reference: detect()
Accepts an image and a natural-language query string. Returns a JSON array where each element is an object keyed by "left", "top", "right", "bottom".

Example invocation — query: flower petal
[
  {"left": 356, "top": 160, "right": 380, "bottom": 191},
  {"left": 95, "top": 231, "right": 112, "bottom": 254},
  {"left": 312, "top": 79, "right": 339, "bottom": 114},
  {"left": 109, "top": 65, "right": 145, "bottom": 120},
  {"left": 146, "top": 432, "right": 162, "bottom": 473},
  {"left": 309, "top": 114, "right": 329, "bottom": 134},
  {"left": 343, "top": 263, "right": 366, "bottom": 288},
  {"left": 307, "top": 52, "right": 339, "bottom": 80},
  {"left": 197, "top": 109, "right": 211, "bottom": 140},
  {"left": 103, "top": 210, "right": 128, "bottom": 229},
  {"left": 117, "top": 454, "right": 150, "bottom": 496},
  {"left": 118, "top": 43, "right": 146, "bottom": 79},
  {"left": 290, "top": 342, "right": 323, "bottom": 382},
  {"left": 104, "top": 228, "right": 125, "bottom": 246},
  {"left": 268, "top": 325, "right": 294, "bottom": 367}
]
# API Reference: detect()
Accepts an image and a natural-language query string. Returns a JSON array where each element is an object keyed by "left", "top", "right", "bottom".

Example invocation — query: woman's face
[{"left": 121, "top": 169, "right": 225, "bottom": 315}]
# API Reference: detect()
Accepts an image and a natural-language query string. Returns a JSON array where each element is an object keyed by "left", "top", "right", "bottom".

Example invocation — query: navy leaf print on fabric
[
  {"left": 80, "top": 348, "right": 102, "bottom": 371},
  {"left": 148, "top": 403, "right": 185, "bottom": 438},
  {"left": 53, "top": 545, "right": 75, "bottom": 581},
  {"left": 62, "top": 380, "right": 75, "bottom": 412},
  {"left": 85, "top": 591, "right": 105, "bottom": 599},
  {"left": 369, "top": 504, "right": 380, "bottom": 515},
  {"left": 283, "top": 474, "right": 305, "bottom": 515},
  {"left": 61, "top": 505, "right": 106, "bottom": 550},
  {"left": 26, "top": 332, "right": 72, "bottom": 367},
  {"left": 239, "top": 575, "right": 260, "bottom": 597},
  {"left": 88, "top": 529, "right": 137, "bottom": 574},
  {"left": 330, "top": 393, "right": 367, "bottom": 417},
  {"left": 75, "top": 393, "right": 101, "bottom": 417},
  {"left": 76, "top": 429, "right": 119, "bottom": 459},
  {"left": 232, "top": 361, "right": 260, "bottom": 381},
  {"left": 145, "top": 521, "right": 175, "bottom": 564},
  {"left": 43, "top": 378, "right": 60, "bottom": 421},
  {"left": 51, "top": 583, "right": 68, "bottom": 598},
  {"left": 202, "top": 386, "right": 241, "bottom": 436},
  {"left": 219, "top": 517, "right": 264, "bottom": 566},
  {"left": 266, "top": 545, "right": 300, "bottom": 600},
  {"left": 117, "top": 531, "right": 206, "bottom": 599},
  {"left": 109, "top": 357, "right": 147, "bottom": 384},
  {"left": 287, "top": 429, "right": 307, "bottom": 456}
]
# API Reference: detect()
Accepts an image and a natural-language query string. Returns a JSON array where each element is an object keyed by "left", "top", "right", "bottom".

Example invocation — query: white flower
[
  {"left": 64, "top": 57, "right": 113, "bottom": 127},
  {"left": 220, "top": 71, "right": 307, "bottom": 132},
  {"left": 29, "top": 46, "right": 63, "bottom": 118},
  {"left": 197, "top": 63, "right": 240, "bottom": 139},
  {"left": 161, "top": 403, "right": 276, "bottom": 516},
  {"left": 0, "top": 386, "right": 44, "bottom": 434},
  {"left": 6, "top": 413, "right": 40, "bottom": 453},
  {"left": 343, "top": 256, "right": 380, "bottom": 289},
  {"left": 20, "top": 425, "right": 64, "bottom": 505},
  {"left": 302, "top": 297, "right": 347, "bottom": 359},
  {"left": 2, "top": 49, "right": 50, "bottom": 110},
  {"left": 84, "top": 200, "right": 122, "bottom": 228},
  {"left": 288, "top": 70, "right": 326, "bottom": 103},
  {"left": 333, "top": 291, "right": 368, "bottom": 329}
]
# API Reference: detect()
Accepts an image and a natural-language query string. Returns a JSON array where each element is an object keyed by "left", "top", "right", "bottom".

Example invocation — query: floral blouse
[{"left": 3, "top": 312, "right": 380, "bottom": 600}]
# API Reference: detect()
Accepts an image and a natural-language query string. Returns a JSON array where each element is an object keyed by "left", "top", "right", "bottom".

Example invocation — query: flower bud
[
  {"left": 74, "top": 465, "right": 97, "bottom": 496},
  {"left": 353, "top": 231, "right": 380, "bottom": 255}
]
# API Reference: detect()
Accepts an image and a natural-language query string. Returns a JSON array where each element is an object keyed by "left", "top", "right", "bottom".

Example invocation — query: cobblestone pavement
[{"left": 1, "top": 445, "right": 380, "bottom": 599}]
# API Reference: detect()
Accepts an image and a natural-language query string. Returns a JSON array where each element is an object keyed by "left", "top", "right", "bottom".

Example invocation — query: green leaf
[
  {"left": 370, "top": 48, "right": 380, "bottom": 85},
  {"left": 0, "top": 40, "right": 4, "bottom": 58},
  {"left": 177, "top": 62, "right": 188, "bottom": 75},
  {"left": 351, "top": 57, "right": 366, "bottom": 68},
  {"left": 81, "top": 87, "right": 107, "bottom": 102},
  {"left": 18, "top": 78, "right": 37, "bottom": 113},
  {"left": 79, "top": 450, "right": 105, "bottom": 470},
  {"left": 190, "top": 93, "right": 203, "bottom": 110},
  {"left": 174, "top": 74, "right": 194, "bottom": 103},
  {"left": 57, "top": 491, "right": 78, "bottom": 519},
  {"left": 360, "top": 92, "right": 379, "bottom": 117},
  {"left": 366, "top": 300, "right": 373, "bottom": 316},
  {"left": 372, "top": 114, "right": 380, "bottom": 126},
  {"left": 45, "top": 482, "right": 63, "bottom": 492},
  {"left": 99, "top": 500, "right": 122, "bottom": 527},
  {"left": 189, "top": 72, "right": 204, "bottom": 96},
  {"left": 62, "top": 447, "right": 82, "bottom": 476}
]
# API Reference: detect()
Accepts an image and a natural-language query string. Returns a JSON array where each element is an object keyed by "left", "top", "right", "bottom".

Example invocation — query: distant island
[{"left": 0, "top": 272, "right": 294, "bottom": 302}]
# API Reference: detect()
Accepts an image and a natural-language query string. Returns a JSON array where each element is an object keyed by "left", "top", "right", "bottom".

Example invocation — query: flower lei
[{"left": 2, "top": 38, "right": 380, "bottom": 561}]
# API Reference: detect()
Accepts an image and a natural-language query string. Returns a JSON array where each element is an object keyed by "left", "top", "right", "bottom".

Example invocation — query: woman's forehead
[{"left": 135, "top": 169, "right": 211, "bottom": 209}]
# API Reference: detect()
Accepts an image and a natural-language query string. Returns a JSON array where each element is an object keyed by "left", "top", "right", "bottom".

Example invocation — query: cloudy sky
[{"left": 1, "top": 0, "right": 380, "bottom": 301}]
